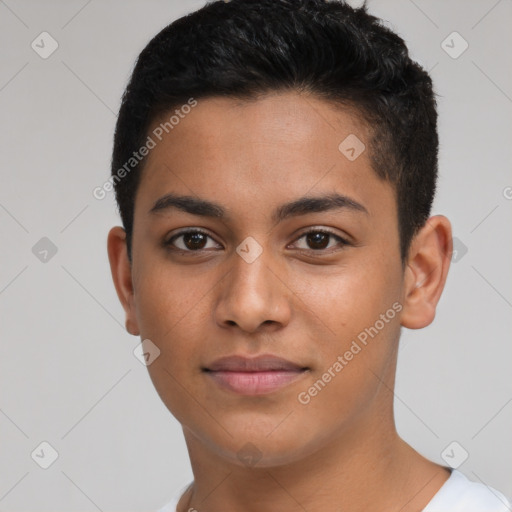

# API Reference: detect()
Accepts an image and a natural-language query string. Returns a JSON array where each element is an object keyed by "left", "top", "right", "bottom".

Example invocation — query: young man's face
[{"left": 110, "top": 92, "right": 427, "bottom": 467}]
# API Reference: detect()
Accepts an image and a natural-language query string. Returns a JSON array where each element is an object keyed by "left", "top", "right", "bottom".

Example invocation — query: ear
[
  {"left": 400, "top": 215, "right": 453, "bottom": 329},
  {"left": 107, "top": 226, "right": 140, "bottom": 336}
]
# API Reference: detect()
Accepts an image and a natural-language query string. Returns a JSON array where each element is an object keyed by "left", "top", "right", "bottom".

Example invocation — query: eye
[
  {"left": 291, "top": 228, "right": 350, "bottom": 252},
  {"left": 164, "top": 227, "right": 350, "bottom": 255},
  {"left": 164, "top": 229, "right": 221, "bottom": 252}
]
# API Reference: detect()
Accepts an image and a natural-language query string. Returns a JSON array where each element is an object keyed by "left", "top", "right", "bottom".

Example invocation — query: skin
[{"left": 108, "top": 91, "right": 453, "bottom": 512}]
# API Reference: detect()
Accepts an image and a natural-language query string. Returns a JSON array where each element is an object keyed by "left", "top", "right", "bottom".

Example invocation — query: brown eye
[
  {"left": 165, "top": 229, "right": 220, "bottom": 252},
  {"left": 182, "top": 232, "right": 207, "bottom": 250},
  {"left": 305, "top": 231, "right": 330, "bottom": 250},
  {"left": 293, "top": 229, "right": 349, "bottom": 252}
]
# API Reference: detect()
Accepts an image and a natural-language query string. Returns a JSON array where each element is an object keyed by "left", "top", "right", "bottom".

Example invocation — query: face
[{"left": 118, "top": 92, "right": 411, "bottom": 467}]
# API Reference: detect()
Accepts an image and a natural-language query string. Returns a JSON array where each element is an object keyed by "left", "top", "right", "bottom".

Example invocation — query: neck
[{"left": 177, "top": 410, "right": 450, "bottom": 512}]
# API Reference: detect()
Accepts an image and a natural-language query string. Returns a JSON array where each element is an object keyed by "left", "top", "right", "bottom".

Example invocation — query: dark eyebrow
[
  {"left": 272, "top": 193, "right": 368, "bottom": 223},
  {"left": 149, "top": 192, "right": 368, "bottom": 223}
]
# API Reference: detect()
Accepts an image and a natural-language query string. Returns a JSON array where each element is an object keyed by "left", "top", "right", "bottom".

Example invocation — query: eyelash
[{"left": 164, "top": 228, "right": 350, "bottom": 255}]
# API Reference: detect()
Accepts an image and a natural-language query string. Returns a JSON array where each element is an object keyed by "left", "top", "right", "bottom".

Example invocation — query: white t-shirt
[{"left": 156, "top": 469, "right": 512, "bottom": 512}]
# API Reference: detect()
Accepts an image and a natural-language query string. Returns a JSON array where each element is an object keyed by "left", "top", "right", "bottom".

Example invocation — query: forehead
[
  {"left": 136, "top": 91, "right": 394, "bottom": 222},
  {"left": 149, "top": 91, "right": 369, "bottom": 163}
]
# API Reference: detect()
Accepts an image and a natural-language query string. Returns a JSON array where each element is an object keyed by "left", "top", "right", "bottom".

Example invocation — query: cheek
[
  {"left": 135, "top": 270, "right": 212, "bottom": 423},
  {"left": 133, "top": 258, "right": 209, "bottom": 340},
  {"left": 291, "top": 260, "right": 401, "bottom": 338},
  {"left": 292, "top": 263, "right": 402, "bottom": 389}
]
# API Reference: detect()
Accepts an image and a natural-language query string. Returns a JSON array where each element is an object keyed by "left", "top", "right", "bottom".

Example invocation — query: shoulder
[{"left": 423, "top": 469, "right": 512, "bottom": 512}]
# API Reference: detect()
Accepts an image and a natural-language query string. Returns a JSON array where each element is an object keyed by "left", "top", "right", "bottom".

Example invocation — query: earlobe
[
  {"left": 400, "top": 215, "right": 453, "bottom": 330},
  {"left": 107, "top": 226, "right": 140, "bottom": 336}
]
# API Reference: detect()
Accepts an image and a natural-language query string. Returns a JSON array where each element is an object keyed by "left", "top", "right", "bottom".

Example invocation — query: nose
[{"left": 213, "top": 247, "right": 292, "bottom": 334}]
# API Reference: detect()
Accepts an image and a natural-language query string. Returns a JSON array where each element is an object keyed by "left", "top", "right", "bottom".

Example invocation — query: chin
[{"left": 195, "top": 420, "right": 324, "bottom": 469}]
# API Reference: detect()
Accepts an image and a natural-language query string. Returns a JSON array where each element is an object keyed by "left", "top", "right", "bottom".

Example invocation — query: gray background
[{"left": 0, "top": 0, "right": 511, "bottom": 510}]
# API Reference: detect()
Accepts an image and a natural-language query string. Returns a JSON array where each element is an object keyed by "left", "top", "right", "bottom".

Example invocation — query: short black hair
[{"left": 111, "top": 0, "right": 438, "bottom": 263}]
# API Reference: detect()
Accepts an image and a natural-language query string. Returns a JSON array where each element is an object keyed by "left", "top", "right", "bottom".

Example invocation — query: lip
[{"left": 203, "top": 355, "right": 309, "bottom": 395}]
